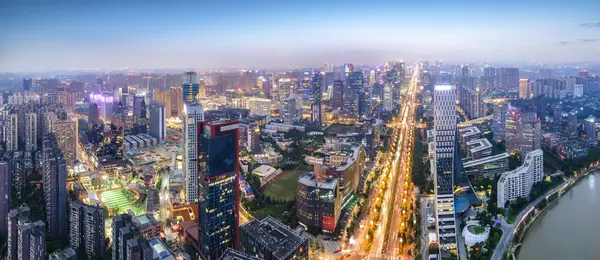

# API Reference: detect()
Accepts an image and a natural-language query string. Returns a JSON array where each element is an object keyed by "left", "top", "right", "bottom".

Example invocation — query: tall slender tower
[
  {"left": 183, "top": 72, "right": 200, "bottom": 102},
  {"left": 197, "top": 120, "right": 240, "bottom": 260},
  {"left": 519, "top": 78, "right": 530, "bottom": 99},
  {"left": 311, "top": 72, "right": 323, "bottom": 124},
  {"left": 183, "top": 101, "right": 204, "bottom": 204},
  {"left": 42, "top": 133, "right": 68, "bottom": 238},
  {"left": 433, "top": 84, "right": 457, "bottom": 251}
]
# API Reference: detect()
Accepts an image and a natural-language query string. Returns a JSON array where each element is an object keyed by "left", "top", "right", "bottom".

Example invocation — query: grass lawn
[
  {"left": 251, "top": 204, "right": 292, "bottom": 219},
  {"left": 263, "top": 170, "right": 304, "bottom": 201},
  {"left": 506, "top": 210, "right": 517, "bottom": 224},
  {"left": 101, "top": 189, "right": 145, "bottom": 215},
  {"left": 325, "top": 124, "right": 354, "bottom": 134},
  {"left": 473, "top": 226, "right": 486, "bottom": 234}
]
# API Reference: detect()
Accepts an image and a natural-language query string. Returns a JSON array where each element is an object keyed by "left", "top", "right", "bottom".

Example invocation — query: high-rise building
[
  {"left": 504, "top": 104, "right": 541, "bottom": 156},
  {"left": 45, "top": 111, "right": 78, "bottom": 167},
  {"left": 23, "top": 78, "right": 32, "bottom": 91},
  {"left": 585, "top": 116, "right": 597, "bottom": 146},
  {"left": 111, "top": 214, "right": 133, "bottom": 260},
  {"left": 433, "top": 84, "right": 457, "bottom": 250},
  {"left": 42, "top": 133, "right": 68, "bottom": 238},
  {"left": 497, "top": 149, "right": 544, "bottom": 207},
  {"left": 24, "top": 113, "right": 37, "bottom": 151},
  {"left": 183, "top": 101, "right": 204, "bottom": 204},
  {"left": 281, "top": 96, "right": 298, "bottom": 124},
  {"left": 457, "top": 84, "right": 483, "bottom": 119},
  {"left": 277, "top": 78, "right": 292, "bottom": 102},
  {"left": 70, "top": 201, "right": 105, "bottom": 259},
  {"left": 16, "top": 217, "right": 46, "bottom": 260},
  {"left": 149, "top": 101, "right": 167, "bottom": 143},
  {"left": 197, "top": 120, "right": 240, "bottom": 259},
  {"left": 500, "top": 67, "right": 519, "bottom": 90},
  {"left": 0, "top": 162, "right": 10, "bottom": 236},
  {"left": 519, "top": 79, "right": 530, "bottom": 99},
  {"left": 383, "top": 82, "right": 393, "bottom": 111},
  {"left": 248, "top": 124, "right": 261, "bottom": 153},
  {"left": 152, "top": 88, "right": 173, "bottom": 118},
  {"left": 183, "top": 71, "right": 200, "bottom": 102},
  {"left": 171, "top": 86, "right": 184, "bottom": 116},
  {"left": 311, "top": 72, "right": 323, "bottom": 124},
  {"left": 330, "top": 80, "right": 344, "bottom": 110},
  {"left": 8, "top": 205, "right": 30, "bottom": 260},
  {"left": 4, "top": 113, "right": 18, "bottom": 151},
  {"left": 240, "top": 216, "right": 309, "bottom": 260},
  {"left": 246, "top": 97, "right": 271, "bottom": 116},
  {"left": 296, "top": 172, "right": 340, "bottom": 233},
  {"left": 345, "top": 71, "right": 364, "bottom": 117}
]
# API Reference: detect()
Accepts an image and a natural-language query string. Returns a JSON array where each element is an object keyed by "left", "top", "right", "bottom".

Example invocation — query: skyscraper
[
  {"left": 281, "top": 96, "right": 298, "bottom": 124},
  {"left": 45, "top": 110, "right": 79, "bottom": 167},
  {"left": 197, "top": 120, "right": 240, "bottom": 259},
  {"left": 0, "top": 162, "right": 10, "bottom": 236},
  {"left": 519, "top": 79, "right": 530, "bottom": 99},
  {"left": 183, "top": 71, "right": 200, "bottom": 102},
  {"left": 70, "top": 201, "right": 106, "bottom": 259},
  {"left": 311, "top": 72, "right": 323, "bottom": 124},
  {"left": 24, "top": 113, "right": 37, "bottom": 151},
  {"left": 8, "top": 205, "right": 30, "bottom": 260},
  {"left": 17, "top": 217, "right": 46, "bottom": 260},
  {"left": 345, "top": 71, "right": 364, "bottom": 117},
  {"left": 4, "top": 113, "right": 18, "bottom": 151},
  {"left": 330, "top": 80, "right": 344, "bottom": 110},
  {"left": 500, "top": 67, "right": 520, "bottom": 90},
  {"left": 504, "top": 104, "right": 541, "bottom": 156},
  {"left": 149, "top": 101, "right": 167, "bottom": 143},
  {"left": 42, "top": 133, "right": 68, "bottom": 238},
  {"left": 585, "top": 116, "right": 597, "bottom": 146},
  {"left": 183, "top": 101, "right": 205, "bottom": 204},
  {"left": 433, "top": 84, "right": 457, "bottom": 250}
]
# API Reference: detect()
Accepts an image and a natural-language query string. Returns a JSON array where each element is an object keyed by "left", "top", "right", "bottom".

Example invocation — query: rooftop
[
  {"left": 241, "top": 216, "right": 307, "bottom": 259},
  {"left": 459, "top": 126, "right": 481, "bottom": 138},
  {"left": 149, "top": 238, "right": 176, "bottom": 260},
  {"left": 463, "top": 153, "right": 510, "bottom": 168},
  {"left": 219, "top": 248, "right": 262, "bottom": 260},
  {"left": 466, "top": 138, "right": 492, "bottom": 153},
  {"left": 298, "top": 172, "right": 338, "bottom": 190}
]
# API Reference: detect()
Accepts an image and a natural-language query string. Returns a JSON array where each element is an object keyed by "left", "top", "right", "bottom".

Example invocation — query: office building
[
  {"left": 42, "top": 133, "right": 68, "bottom": 238},
  {"left": 519, "top": 79, "right": 530, "bottom": 99},
  {"left": 248, "top": 124, "right": 261, "bottom": 153},
  {"left": 457, "top": 83, "right": 483, "bottom": 119},
  {"left": 458, "top": 126, "right": 481, "bottom": 151},
  {"left": 330, "top": 80, "right": 344, "bottom": 110},
  {"left": 497, "top": 149, "right": 544, "bottom": 207},
  {"left": 183, "top": 101, "right": 204, "bottom": 204},
  {"left": 24, "top": 113, "right": 37, "bottom": 151},
  {"left": 240, "top": 216, "right": 308, "bottom": 260},
  {"left": 152, "top": 88, "right": 173, "bottom": 118},
  {"left": 585, "top": 116, "right": 597, "bottom": 146},
  {"left": 465, "top": 138, "right": 492, "bottom": 160},
  {"left": 462, "top": 153, "right": 509, "bottom": 180},
  {"left": 4, "top": 113, "right": 18, "bottom": 151},
  {"left": 433, "top": 84, "right": 457, "bottom": 249},
  {"left": 197, "top": 120, "right": 240, "bottom": 259},
  {"left": 504, "top": 104, "right": 541, "bottom": 156},
  {"left": 246, "top": 97, "right": 272, "bottom": 116},
  {"left": 0, "top": 162, "right": 9, "bottom": 236},
  {"left": 277, "top": 78, "right": 292, "bottom": 101},
  {"left": 311, "top": 72, "right": 323, "bottom": 124},
  {"left": 280, "top": 96, "right": 298, "bottom": 124},
  {"left": 49, "top": 247, "right": 77, "bottom": 260},
  {"left": 296, "top": 172, "right": 340, "bottom": 233},
  {"left": 345, "top": 71, "right": 364, "bottom": 117},
  {"left": 500, "top": 67, "right": 519, "bottom": 90},
  {"left": 171, "top": 86, "right": 184, "bottom": 116},
  {"left": 149, "top": 101, "right": 167, "bottom": 143},
  {"left": 183, "top": 71, "right": 200, "bottom": 102},
  {"left": 70, "top": 201, "right": 106, "bottom": 259},
  {"left": 220, "top": 248, "right": 262, "bottom": 260},
  {"left": 90, "top": 92, "right": 115, "bottom": 123},
  {"left": 45, "top": 110, "right": 78, "bottom": 166}
]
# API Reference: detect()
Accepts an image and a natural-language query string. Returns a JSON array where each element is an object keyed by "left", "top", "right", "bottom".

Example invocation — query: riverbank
[{"left": 504, "top": 167, "right": 600, "bottom": 259}]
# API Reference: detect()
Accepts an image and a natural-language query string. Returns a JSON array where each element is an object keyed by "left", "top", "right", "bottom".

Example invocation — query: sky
[{"left": 1, "top": 0, "right": 599, "bottom": 72}]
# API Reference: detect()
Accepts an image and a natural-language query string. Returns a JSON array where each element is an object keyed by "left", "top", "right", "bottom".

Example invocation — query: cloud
[
  {"left": 580, "top": 39, "right": 598, "bottom": 43},
  {"left": 580, "top": 22, "right": 600, "bottom": 28},
  {"left": 560, "top": 41, "right": 571, "bottom": 45}
]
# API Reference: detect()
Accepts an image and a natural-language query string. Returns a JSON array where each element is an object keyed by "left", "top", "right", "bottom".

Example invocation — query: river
[{"left": 518, "top": 171, "right": 600, "bottom": 260}]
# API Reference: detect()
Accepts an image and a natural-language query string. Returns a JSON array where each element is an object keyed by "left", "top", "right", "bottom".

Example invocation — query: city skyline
[{"left": 1, "top": 0, "right": 600, "bottom": 72}]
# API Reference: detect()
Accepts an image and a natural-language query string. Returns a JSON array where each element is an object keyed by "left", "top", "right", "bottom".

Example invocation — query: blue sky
[{"left": 1, "top": 0, "right": 599, "bottom": 72}]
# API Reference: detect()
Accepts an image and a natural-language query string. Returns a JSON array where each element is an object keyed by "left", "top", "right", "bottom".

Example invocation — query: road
[
  {"left": 360, "top": 65, "right": 420, "bottom": 259},
  {"left": 382, "top": 65, "right": 420, "bottom": 259}
]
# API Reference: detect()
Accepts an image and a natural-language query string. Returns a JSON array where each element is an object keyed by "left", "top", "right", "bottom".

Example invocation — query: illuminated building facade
[
  {"left": 183, "top": 71, "right": 200, "bottom": 102},
  {"left": 197, "top": 120, "right": 240, "bottom": 259}
]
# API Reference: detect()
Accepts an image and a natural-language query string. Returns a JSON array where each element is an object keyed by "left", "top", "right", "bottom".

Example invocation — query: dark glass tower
[
  {"left": 183, "top": 71, "right": 200, "bottom": 102},
  {"left": 197, "top": 120, "right": 240, "bottom": 260},
  {"left": 311, "top": 72, "right": 323, "bottom": 124},
  {"left": 345, "top": 71, "right": 364, "bottom": 117}
]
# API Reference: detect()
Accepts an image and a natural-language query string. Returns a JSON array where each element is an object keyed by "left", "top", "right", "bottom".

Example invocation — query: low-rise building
[
  {"left": 240, "top": 216, "right": 308, "bottom": 260},
  {"left": 497, "top": 149, "right": 544, "bottom": 207},
  {"left": 465, "top": 138, "right": 492, "bottom": 160},
  {"left": 462, "top": 153, "right": 510, "bottom": 180}
]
